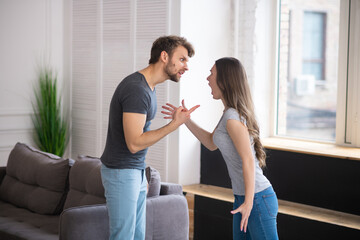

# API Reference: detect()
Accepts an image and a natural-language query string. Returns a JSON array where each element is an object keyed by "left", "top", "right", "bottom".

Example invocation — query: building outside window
[{"left": 302, "top": 11, "right": 326, "bottom": 81}]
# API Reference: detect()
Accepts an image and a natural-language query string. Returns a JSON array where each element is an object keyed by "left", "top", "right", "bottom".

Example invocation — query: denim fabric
[
  {"left": 101, "top": 165, "right": 147, "bottom": 240},
  {"left": 233, "top": 186, "right": 279, "bottom": 240}
]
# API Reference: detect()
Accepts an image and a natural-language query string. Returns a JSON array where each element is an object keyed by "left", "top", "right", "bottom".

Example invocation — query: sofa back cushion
[
  {"left": 0, "top": 142, "right": 70, "bottom": 215},
  {"left": 145, "top": 166, "right": 161, "bottom": 197},
  {"left": 63, "top": 156, "right": 106, "bottom": 210}
]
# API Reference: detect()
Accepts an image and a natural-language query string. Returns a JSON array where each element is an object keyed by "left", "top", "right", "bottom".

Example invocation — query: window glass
[
  {"left": 302, "top": 12, "right": 325, "bottom": 80},
  {"left": 277, "top": 0, "right": 340, "bottom": 141}
]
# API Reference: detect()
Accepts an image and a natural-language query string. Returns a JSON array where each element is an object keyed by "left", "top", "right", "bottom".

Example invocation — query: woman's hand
[
  {"left": 231, "top": 202, "right": 253, "bottom": 233},
  {"left": 161, "top": 99, "right": 199, "bottom": 120}
]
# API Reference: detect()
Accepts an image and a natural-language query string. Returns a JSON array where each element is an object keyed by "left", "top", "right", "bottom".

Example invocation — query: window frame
[{"left": 336, "top": 0, "right": 360, "bottom": 147}]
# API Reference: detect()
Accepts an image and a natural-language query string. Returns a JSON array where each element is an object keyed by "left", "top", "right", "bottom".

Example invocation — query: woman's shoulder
[
  {"left": 224, "top": 108, "right": 240, "bottom": 120},
  {"left": 224, "top": 108, "right": 246, "bottom": 125}
]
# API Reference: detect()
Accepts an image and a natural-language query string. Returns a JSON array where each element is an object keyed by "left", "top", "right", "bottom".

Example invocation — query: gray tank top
[{"left": 213, "top": 108, "right": 271, "bottom": 196}]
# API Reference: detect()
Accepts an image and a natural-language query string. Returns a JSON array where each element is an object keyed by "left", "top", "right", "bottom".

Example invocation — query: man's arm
[{"left": 123, "top": 106, "right": 197, "bottom": 154}]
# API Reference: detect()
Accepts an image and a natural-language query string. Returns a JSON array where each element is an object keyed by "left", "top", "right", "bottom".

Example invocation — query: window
[
  {"left": 276, "top": 0, "right": 360, "bottom": 147},
  {"left": 277, "top": 0, "right": 339, "bottom": 142}
]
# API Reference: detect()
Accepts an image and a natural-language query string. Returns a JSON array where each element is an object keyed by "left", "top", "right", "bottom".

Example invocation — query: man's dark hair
[{"left": 149, "top": 35, "right": 195, "bottom": 64}]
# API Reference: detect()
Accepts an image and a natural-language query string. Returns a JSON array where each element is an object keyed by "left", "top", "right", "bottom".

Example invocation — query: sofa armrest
[
  {"left": 59, "top": 204, "right": 109, "bottom": 240},
  {"left": 0, "top": 167, "right": 6, "bottom": 185},
  {"left": 160, "top": 182, "right": 183, "bottom": 195},
  {"left": 59, "top": 196, "right": 189, "bottom": 240},
  {"left": 146, "top": 194, "right": 189, "bottom": 240}
]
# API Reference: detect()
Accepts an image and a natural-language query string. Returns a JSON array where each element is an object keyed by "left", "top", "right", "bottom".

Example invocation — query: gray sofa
[{"left": 0, "top": 143, "right": 189, "bottom": 240}]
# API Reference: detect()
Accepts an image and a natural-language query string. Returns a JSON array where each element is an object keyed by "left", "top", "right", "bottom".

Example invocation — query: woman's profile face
[{"left": 207, "top": 64, "right": 222, "bottom": 100}]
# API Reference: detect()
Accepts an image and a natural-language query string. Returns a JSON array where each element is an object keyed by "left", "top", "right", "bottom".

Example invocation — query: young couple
[{"left": 100, "top": 35, "right": 279, "bottom": 240}]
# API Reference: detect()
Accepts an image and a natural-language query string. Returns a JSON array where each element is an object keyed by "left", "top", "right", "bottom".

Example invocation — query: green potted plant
[{"left": 32, "top": 67, "right": 68, "bottom": 157}]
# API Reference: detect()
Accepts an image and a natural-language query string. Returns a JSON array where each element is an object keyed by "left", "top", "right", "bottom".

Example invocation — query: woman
[{"left": 162, "top": 57, "right": 279, "bottom": 239}]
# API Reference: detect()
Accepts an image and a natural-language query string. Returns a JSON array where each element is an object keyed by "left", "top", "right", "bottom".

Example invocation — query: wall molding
[
  {"left": 0, "top": 146, "right": 15, "bottom": 151},
  {"left": 0, "top": 109, "right": 34, "bottom": 116}
]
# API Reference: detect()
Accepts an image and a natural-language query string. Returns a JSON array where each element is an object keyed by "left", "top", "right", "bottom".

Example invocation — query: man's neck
[{"left": 139, "top": 64, "right": 168, "bottom": 90}]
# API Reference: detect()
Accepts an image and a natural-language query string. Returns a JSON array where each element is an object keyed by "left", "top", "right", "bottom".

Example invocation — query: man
[{"left": 100, "top": 35, "right": 198, "bottom": 240}]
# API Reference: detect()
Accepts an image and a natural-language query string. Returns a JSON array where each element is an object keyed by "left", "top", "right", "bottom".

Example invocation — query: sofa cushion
[
  {"left": 63, "top": 156, "right": 106, "bottom": 210},
  {"left": 0, "top": 167, "right": 6, "bottom": 185},
  {"left": 145, "top": 166, "right": 161, "bottom": 197},
  {"left": 0, "top": 143, "right": 70, "bottom": 215},
  {"left": 0, "top": 200, "right": 59, "bottom": 240}
]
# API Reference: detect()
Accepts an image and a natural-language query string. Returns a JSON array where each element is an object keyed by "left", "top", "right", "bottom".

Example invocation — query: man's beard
[{"left": 165, "top": 62, "right": 179, "bottom": 82}]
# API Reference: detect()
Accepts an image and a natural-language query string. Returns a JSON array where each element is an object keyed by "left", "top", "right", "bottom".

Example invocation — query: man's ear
[{"left": 160, "top": 51, "right": 168, "bottom": 63}]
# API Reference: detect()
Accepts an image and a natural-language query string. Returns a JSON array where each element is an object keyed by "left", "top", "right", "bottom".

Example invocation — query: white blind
[
  {"left": 135, "top": 0, "right": 169, "bottom": 179},
  {"left": 72, "top": 0, "right": 100, "bottom": 157},
  {"left": 72, "top": 0, "right": 170, "bottom": 179},
  {"left": 102, "top": 0, "right": 132, "bottom": 152}
]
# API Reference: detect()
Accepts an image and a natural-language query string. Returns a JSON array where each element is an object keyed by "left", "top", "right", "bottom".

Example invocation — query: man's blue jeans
[
  {"left": 101, "top": 164, "right": 147, "bottom": 240},
  {"left": 233, "top": 186, "right": 279, "bottom": 240}
]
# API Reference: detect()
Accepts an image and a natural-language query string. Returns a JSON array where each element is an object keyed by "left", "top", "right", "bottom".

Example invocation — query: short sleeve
[
  {"left": 120, "top": 84, "right": 150, "bottom": 115},
  {"left": 224, "top": 108, "right": 247, "bottom": 126}
]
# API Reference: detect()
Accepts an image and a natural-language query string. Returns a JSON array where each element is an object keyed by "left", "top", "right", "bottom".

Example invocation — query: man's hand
[
  {"left": 161, "top": 99, "right": 200, "bottom": 122},
  {"left": 123, "top": 100, "right": 199, "bottom": 154}
]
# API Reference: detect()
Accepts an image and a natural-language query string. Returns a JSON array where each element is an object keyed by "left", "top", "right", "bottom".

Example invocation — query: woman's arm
[
  {"left": 161, "top": 100, "right": 217, "bottom": 151},
  {"left": 227, "top": 119, "right": 255, "bottom": 232},
  {"left": 184, "top": 119, "right": 218, "bottom": 151}
]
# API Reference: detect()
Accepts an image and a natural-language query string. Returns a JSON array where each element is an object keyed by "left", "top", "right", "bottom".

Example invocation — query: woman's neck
[{"left": 222, "top": 99, "right": 229, "bottom": 112}]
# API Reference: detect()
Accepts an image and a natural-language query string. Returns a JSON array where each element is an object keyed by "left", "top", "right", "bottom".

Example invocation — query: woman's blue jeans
[
  {"left": 101, "top": 164, "right": 147, "bottom": 240},
  {"left": 233, "top": 186, "right": 279, "bottom": 240}
]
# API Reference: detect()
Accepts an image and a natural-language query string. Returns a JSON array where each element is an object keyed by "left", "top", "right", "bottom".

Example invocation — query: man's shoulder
[
  {"left": 121, "top": 72, "right": 143, "bottom": 85},
  {"left": 118, "top": 72, "right": 146, "bottom": 91},
  {"left": 115, "top": 72, "right": 152, "bottom": 102}
]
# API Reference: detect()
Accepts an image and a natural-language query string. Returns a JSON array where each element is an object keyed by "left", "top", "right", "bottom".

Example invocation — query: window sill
[{"left": 261, "top": 137, "right": 360, "bottom": 161}]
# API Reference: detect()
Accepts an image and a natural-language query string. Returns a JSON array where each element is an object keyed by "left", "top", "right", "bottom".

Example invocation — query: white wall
[
  {"left": 172, "top": 0, "right": 278, "bottom": 184},
  {"left": 174, "top": 0, "right": 232, "bottom": 185},
  {"left": 0, "top": 0, "right": 65, "bottom": 166}
]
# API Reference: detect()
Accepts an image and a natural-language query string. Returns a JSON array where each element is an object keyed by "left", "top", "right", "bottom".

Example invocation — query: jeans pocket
[{"left": 262, "top": 193, "right": 278, "bottom": 218}]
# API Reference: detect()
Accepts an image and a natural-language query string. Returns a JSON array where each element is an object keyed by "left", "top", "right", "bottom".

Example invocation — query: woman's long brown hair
[{"left": 215, "top": 57, "right": 266, "bottom": 168}]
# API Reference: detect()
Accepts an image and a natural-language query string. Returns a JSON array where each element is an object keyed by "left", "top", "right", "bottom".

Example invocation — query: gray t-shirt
[
  {"left": 213, "top": 108, "right": 271, "bottom": 195},
  {"left": 101, "top": 72, "right": 157, "bottom": 169}
]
